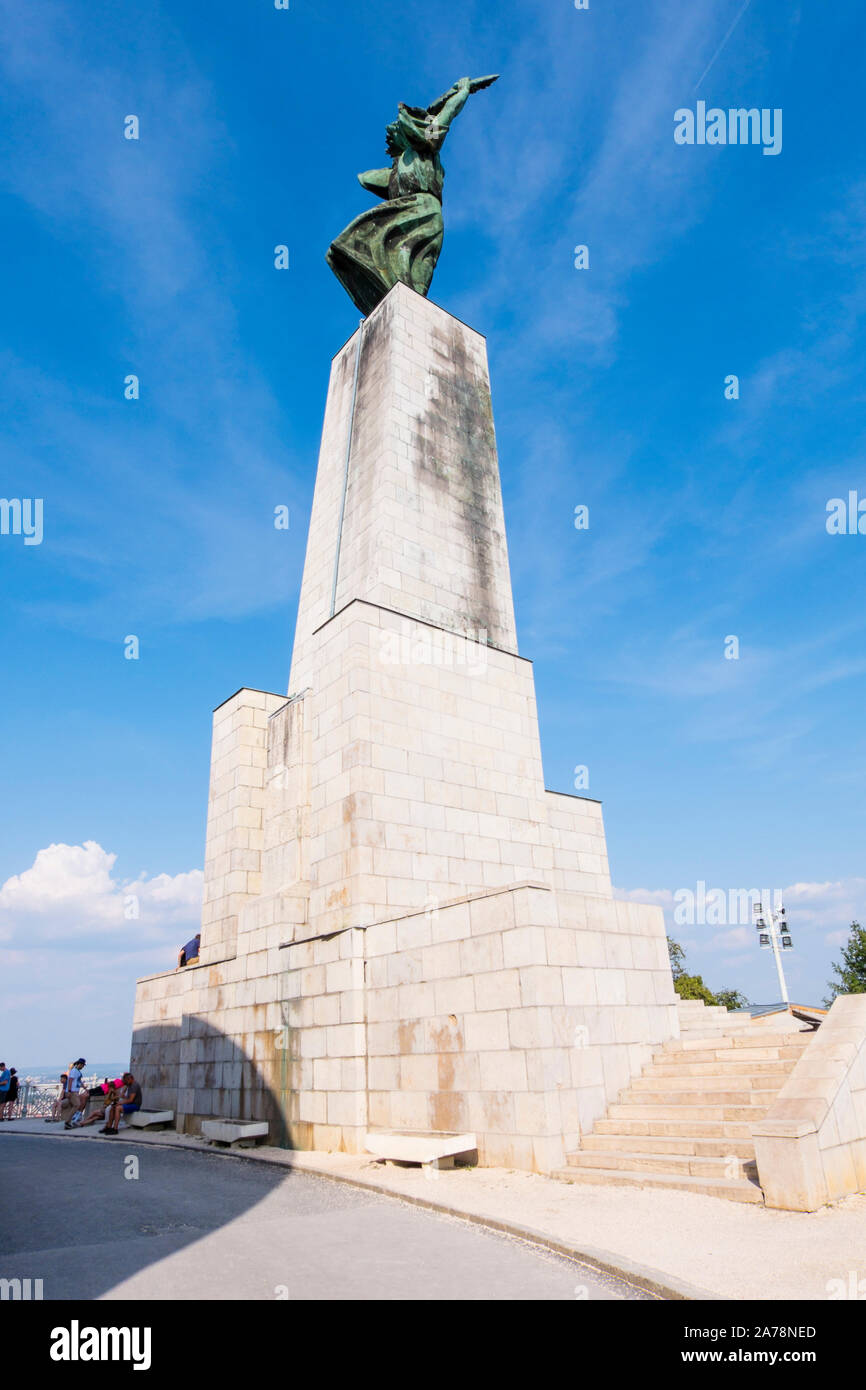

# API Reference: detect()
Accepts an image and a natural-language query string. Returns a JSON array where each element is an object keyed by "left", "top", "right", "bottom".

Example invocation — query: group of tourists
[
  {"left": 44, "top": 1058, "right": 143, "bottom": 1136},
  {"left": 0, "top": 1063, "right": 19, "bottom": 1119}
]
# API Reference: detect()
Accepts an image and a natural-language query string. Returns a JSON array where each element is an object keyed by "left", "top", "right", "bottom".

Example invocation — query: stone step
[
  {"left": 677, "top": 1005, "right": 749, "bottom": 1018},
  {"left": 609, "top": 1102, "right": 765, "bottom": 1122},
  {"left": 650, "top": 1058, "right": 794, "bottom": 1078},
  {"left": 658, "top": 1043, "right": 808, "bottom": 1065},
  {"left": 618, "top": 1087, "right": 781, "bottom": 1108},
  {"left": 567, "top": 1148, "right": 758, "bottom": 1179},
  {"left": 551, "top": 1166, "right": 764, "bottom": 1204},
  {"left": 629, "top": 1073, "right": 786, "bottom": 1093},
  {"left": 566, "top": 1005, "right": 815, "bottom": 1204},
  {"left": 596, "top": 1116, "right": 754, "bottom": 1140},
  {"left": 582, "top": 1132, "right": 756, "bottom": 1159},
  {"left": 664, "top": 1034, "right": 811, "bottom": 1050},
  {"left": 678, "top": 1023, "right": 756, "bottom": 1034},
  {"left": 677, "top": 1013, "right": 733, "bottom": 1027}
]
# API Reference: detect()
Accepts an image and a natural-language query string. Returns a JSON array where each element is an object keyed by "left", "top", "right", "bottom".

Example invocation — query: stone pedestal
[{"left": 131, "top": 282, "right": 677, "bottom": 1171}]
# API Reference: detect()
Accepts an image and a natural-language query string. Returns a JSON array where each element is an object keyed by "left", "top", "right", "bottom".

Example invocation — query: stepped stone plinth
[{"left": 130, "top": 282, "right": 677, "bottom": 1172}]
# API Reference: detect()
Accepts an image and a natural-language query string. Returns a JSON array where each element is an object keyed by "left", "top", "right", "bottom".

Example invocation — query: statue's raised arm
[
  {"left": 427, "top": 74, "right": 499, "bottom": 127},
  {"left": 326, "top": 75, "right": 500, "bottom": 316}
]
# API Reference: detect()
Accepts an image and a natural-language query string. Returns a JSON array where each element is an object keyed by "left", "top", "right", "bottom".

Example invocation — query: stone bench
[
  {"left": 126, "top": 1110, "right": 174, "bottom": 1130},
  {"left": 201, "top": 1120, "right": 269, "bottom": 1148},
  {"left": 364, "top": 1130, "right": 477, "bottom": 1170}
]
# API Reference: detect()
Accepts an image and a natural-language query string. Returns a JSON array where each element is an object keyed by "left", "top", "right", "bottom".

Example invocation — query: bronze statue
[{"left": 326, "top": 75, "right": 499, "bottom": 315}]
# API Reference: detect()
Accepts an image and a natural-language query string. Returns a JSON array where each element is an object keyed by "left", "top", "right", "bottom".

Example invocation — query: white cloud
[
  {"left": 782, "top": 878, "right": 866, "bottom": 937},
  {"left": 0, "top": 841, "right": 202, "bottom": 946},
  {"left": 616, "top": 876, "right": 866, "bottom": 967}
]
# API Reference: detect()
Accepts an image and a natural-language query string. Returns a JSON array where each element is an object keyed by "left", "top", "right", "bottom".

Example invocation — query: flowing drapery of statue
[{"left": 326, "top": 75, "right": 499, "bottom": 315}]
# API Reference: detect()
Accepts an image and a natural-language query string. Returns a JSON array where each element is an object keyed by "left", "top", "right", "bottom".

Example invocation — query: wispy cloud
[{"left": 0, "top": 5, "right": 306, "bottom": 632}]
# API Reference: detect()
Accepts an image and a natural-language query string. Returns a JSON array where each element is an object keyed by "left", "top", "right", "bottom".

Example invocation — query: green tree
[
  {"left": 667, "top": 936, "right": 749, "bottom": 1011},
  {"left": 825, "top": 921, "right": 866, "bottom": 1006},
  {"left": 667, "top": 936, "right": 685, "bottom": 980},
  {"left": 714, "top": 987, "right": 750, "bottom": 1010}
]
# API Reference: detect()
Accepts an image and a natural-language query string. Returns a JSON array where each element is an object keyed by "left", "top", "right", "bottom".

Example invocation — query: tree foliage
[
  {"left": 667, "top": 936, "right": 749, "bottom": 1011},
  {"left": 825, "top": 921, "right": 866, "bottom": 1007}
]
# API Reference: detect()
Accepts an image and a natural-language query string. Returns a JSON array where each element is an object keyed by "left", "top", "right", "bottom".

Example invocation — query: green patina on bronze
[{"left": 326, "top": 75, "right": 499, "bottom": 315}]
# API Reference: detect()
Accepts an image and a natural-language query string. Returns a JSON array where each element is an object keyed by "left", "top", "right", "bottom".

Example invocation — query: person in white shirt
[{"left": 64, "top": 1058, "right": 90, "bottom": 1128}]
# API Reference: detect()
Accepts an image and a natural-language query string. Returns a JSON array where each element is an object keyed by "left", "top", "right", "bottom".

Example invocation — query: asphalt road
[{"left": 0, "top": 1134, "right": 650, "bottom": 1300}]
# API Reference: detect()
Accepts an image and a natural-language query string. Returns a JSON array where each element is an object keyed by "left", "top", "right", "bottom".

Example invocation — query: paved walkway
[
  {"left": 4, "top": 1119, "right": 865, "bottom": 1299},
  {"left": 0, "top": 1132, "right": 647, "bottom": 1301}
]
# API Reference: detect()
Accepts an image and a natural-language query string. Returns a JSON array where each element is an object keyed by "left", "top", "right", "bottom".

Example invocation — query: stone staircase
[{"left": 553, "top": 999, "right": 815, "bottom": 1202}]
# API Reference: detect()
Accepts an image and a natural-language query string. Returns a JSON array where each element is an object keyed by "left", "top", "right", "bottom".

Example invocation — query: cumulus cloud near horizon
[
  {"left": 0, "top": 840, "right": 203, "bottom": 948},
  {"left": 615, "top": 877, "right": 865, "bottom": 933}
]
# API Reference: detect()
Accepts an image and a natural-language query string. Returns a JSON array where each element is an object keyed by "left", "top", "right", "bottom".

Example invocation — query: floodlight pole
[{"left": 768, "top": 908, "right": 790, "bottom": 1005}]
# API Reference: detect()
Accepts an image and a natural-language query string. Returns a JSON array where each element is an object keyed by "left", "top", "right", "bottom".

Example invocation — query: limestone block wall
[
  {"left": 753, "top": 994, "right": 866, "bottom": 1210},
  {"left": 199, "top": 687, "right": 289, "bottom": 965},
  {"left": 131, "top": 948, "right": 290, "bottom": 1142},
  {"left": 132, "top": 879, "right": 675, "bottom": 1165},
  {"left": 280, "top": 882, "right": 677, "bottom": 1170},
  {"left": 294, "top": 600, "right": 613, "bottom": 938},
  {"left": 544, "top": 791, "right": 612, "bottom": 897},
  {"left": 290, "top": 282, "right": 517, "bottom": 697},
  {"left": 261, "top": 692, "right": 312, "bottom": 897},
  {"left": 281, "top": 926, "right": 368, "bottom": 1151}
]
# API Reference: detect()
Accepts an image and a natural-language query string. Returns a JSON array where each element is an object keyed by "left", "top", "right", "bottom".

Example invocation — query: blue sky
[{"left": 1, "top": 0, "right": 864, "bottom": 1061}]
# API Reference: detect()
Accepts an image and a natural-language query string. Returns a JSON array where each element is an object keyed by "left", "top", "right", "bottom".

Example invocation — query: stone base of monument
[
  {"left": 130, "top": 282, "right": 679, "bottom": 1178},
  {"left": 364, "top": 1130, "right": 477, "bottom": 1169}
]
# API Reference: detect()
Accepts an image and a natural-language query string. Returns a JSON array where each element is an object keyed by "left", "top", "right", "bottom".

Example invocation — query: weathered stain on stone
[
  {"left": 483, "top": 1091, "right": 513, "bottom": 1133},
  {"left": 334, "top": 305, "right": 388, "bottom": 606},
  {"left": 430, "top": 1016, "right": 464, "bottom": 1056},
  {"left": 430, "top": 1088, "right": 466, "bottom": 1133},
  {"left": 397, "top": 1019, "right": 420, "bottom": 1054},
  {"left": 409, "top": 319, "right": 505, "bottom": 643}
]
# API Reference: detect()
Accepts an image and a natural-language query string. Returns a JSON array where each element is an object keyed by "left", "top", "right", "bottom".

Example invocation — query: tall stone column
[{"left": 289, "top": 281, "right": 518, "bottom": 692}]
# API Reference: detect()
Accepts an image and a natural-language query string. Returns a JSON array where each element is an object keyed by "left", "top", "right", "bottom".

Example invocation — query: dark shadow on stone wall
[{"left": 131, "top": 1016, "right": 294, "bottom": 1148}]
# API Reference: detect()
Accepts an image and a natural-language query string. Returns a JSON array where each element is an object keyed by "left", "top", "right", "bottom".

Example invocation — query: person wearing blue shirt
[{"left": 177, "top": 933, "right": 201, "bottom": 969}]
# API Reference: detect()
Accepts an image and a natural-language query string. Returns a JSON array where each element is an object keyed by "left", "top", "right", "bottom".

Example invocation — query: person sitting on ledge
[
  {"left": 76, "top": 1080, "right": 121, "bottom": 1129},
  {"left": 100, "top": 1073, "right": 142, "bottom": 1136},
  {"left": 45, "top": 1073, "right": 68, "bottom": 1122},
  {"left": 177, "top": 932, "right": 201, "bottom": 969}
]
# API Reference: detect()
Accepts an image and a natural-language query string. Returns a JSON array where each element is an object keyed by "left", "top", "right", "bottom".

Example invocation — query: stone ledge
[
  {"left": 279, "top": 880, "right": 552, "bottom": 949},
  {"left": 135, "top": 957, "right": 235, "bottom": 985},
  {"left": 364, "top": 1130, "right": 477, "bottom": 1166},
  {"left": 201, "top": 1120, "right": 269, "bottom": 1146},
  {"left": 127, "top": 1110, "right": 174, "bottom": 1129}
]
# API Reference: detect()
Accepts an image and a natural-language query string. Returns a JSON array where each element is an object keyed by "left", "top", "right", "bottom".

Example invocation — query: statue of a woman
[{"left": 326, "top": 75, "right": 499, "bottom": 315}]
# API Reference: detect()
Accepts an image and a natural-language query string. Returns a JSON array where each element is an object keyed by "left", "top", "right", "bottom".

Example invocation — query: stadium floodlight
[{"left": 754, "top": 898, "right": 792, "bottom": 1003}]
